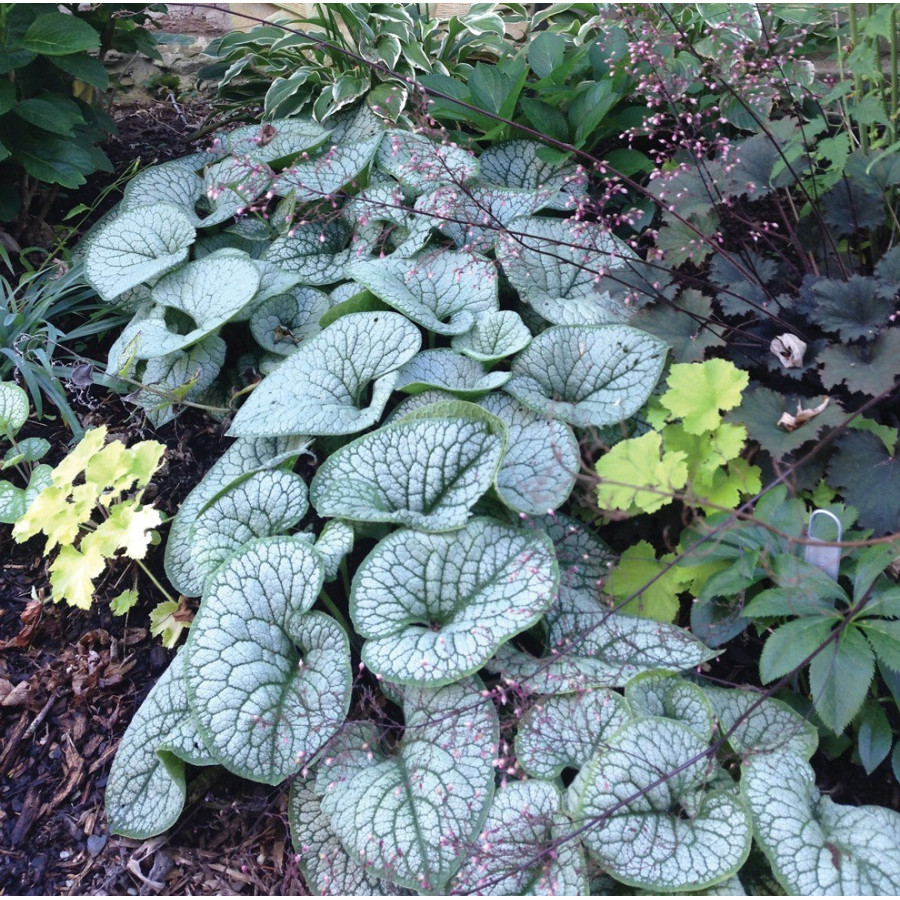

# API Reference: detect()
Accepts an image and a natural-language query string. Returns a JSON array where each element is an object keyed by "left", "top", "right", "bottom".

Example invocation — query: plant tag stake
[{"left": 804, "top": 509, "right": 842, "bottom": 580}]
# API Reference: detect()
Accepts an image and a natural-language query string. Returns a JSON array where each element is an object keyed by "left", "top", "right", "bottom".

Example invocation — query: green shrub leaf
[{"left": 22, "top": 12, "right": 100, "bottom": 55}]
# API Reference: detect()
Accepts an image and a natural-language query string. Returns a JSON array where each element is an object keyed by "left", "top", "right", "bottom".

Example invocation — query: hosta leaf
[
  {"left": 702, "top": 685, "right": 818, "bottom": 760},
  {"left": 310, "top": 402, "right": 506, "bottom": 531},
  {"left": 351, "top": 518, "right": 558, "bottom": 685},
  {"left": 625, "top": 671, "right": 715, "bottom": 740},
  {"left": 450, "top": 310, "right": 532, "bottom": 363},
  {"left": 229, "top": 312, "right": 421, "bottom": 437},
  {"left": 106, "top": 652, "right": 215, "bottom": 839},
  {"left": 375, "top": 130, "right": 478, "bottom": 191},
  {"left": 221, "top": 118, "right": 331, "bottom": 165},
  {"left": 185, "top": 537, "right": 349, "bottom": 783},
  {"left": 497, "top": 217, "right": 634, "bottom": 325},
  {"left": 121, "top": 160, "right": 203, "bottom": 214},
  {"left": 84, "top": 202, "right": 196, "bottom": 301},
  {"left": 515, "top": 689, "right": 631, "bottom": 779},
  {"left": 394, "top": 349, "right": 510, "bottom": 397},
  {"left": 272, "top": 135, "right": 383, "bottom": 202},
  {"left": 478, "top": 140, "right": 586, "bottom": 211},
  {"left": 288, "top": 780, "right": 411, "bottom": 896},
  {"left": 135, "top": 335, "right": 227, "bottom": 428},
  {"left": 0, "top": 382, "right": 28, "bottom": 434},
  {"left": 743, "top": 753, "right": 900, "bottom": 894},
  {"left": 263, "top": 220, "right": 353, "bottom": 285},
  {"left": 569, "top": 717, "right": 751, "bottom": 892},
  {"left": 346, "top": 250, "right": 498, "bottom": 336},
  {"left": 249, "top": 286, "right": 331, "bottom": 355},
  {"left": 164, "top": 436, "right": 307, "bottom": 595},
  {"left": 477, "top": 392, "right": 579, "bottom": 515},
  {"left": 505, "top": 325, "right": 667, "bottom": 428},
  {"left": 317, "top": 680, "right": 499, "bottom": 891},
  {"left": 313, "top": 520, "right": 355, "bottom": 582},
  {"left": 177, "top": 468, "right": 309, "bottom": 598},
  {"left": 451, "top": 780, "right": 588, "bottom": 895},
  {"left": 827, "top": 431, "right": 900, "bottom": 535}
]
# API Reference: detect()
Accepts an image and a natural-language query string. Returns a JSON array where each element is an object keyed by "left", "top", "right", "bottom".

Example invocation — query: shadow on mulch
[{"left": 0, "top": 387, "right": 305, "bottom": 895}]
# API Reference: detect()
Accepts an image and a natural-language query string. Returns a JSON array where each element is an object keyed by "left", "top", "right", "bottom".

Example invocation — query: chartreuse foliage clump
[{"left": 90, "top": 110, "right": 900, "bottom": 895}]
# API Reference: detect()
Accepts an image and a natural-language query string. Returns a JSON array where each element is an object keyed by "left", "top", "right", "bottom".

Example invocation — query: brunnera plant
[{"left": 82, "top": 101, "right": 900, "bottom": 895}]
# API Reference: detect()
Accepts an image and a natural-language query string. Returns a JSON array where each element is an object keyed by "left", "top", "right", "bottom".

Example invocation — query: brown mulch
[{"left": 0, "top": 387, "right": 306, "bottom": 895}]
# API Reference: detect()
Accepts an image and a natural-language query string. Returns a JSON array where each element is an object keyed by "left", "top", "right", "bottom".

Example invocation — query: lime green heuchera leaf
[
  {"left": 606, "top": 540, "right": 693, "bottom": 622},
  {"left": 106, "top": 652, "right": 216, "bottom": 839},
  {"left": 185, "top": 536, "right": 350, "bottom": 783},
  {"left": 82, "top": 501, "right": 163, "bottom": 560},
  {"left": 660, "top": 359, "right": 749, "bottom": 434},
  {"left": 515, "top": 688, "right": 631, "bottom": 779},
  {"left": 569, "top": 717, "right": 752, "bottom": 892},
  {"left": 229, "top": 312, "right": 421, "bottom": 438},
  {"left": 109, "top": 588, "right": 140, "bottom": 616},
  {"left": 288, "top": 780, "right": 411, "bottom": 896},
  {"left": 351, "top": 517, "right": 559, "bottom": 685},
  {"left": 0, "top": 381, "right": 29, "bottom": 435},
  {"left": 505, "top": 325, "right": 667, "bottom": 428},
  {"left": 316, "top": 680, "right": 499, "bottom": 892},
  {"left": 84, "top": 202, "right": 196, "bottom": 301},
  {"left": 743, "top": 752, "right": 900, "bottom": 894},
  {"left": 149, "top": 599, "right": 190, "bottom": 649},
  {"left": 347, "top": 250, "right": 498, "bottom": 336},
  {"left": 451, "top": 780, "right": 589, "bottom": 895},
  {"left": 596, "top": 431, "right": 689, "bottom": 515},
  {"left": 310, "top": 402, "right": 507, "bottom": 531},
  {"left": 51, "top": 425, "right": 108, "bottom": 487},
  {"left": 48, "top": 544, "right": 105, "bottom": 610},
  {"left": 625, "top": 671, "right": 715, "bottom": 741}
]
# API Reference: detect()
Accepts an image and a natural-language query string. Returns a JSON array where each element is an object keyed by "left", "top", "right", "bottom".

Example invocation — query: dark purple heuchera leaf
[
  {"left": 810, "top": 276, "right": 894, "bottom": 341},
  {"left": 819, "top": 329, "right": 900, "bottom": 395},
  {"left": 828, "top": 431, "right": 900, "bottom": 536}
]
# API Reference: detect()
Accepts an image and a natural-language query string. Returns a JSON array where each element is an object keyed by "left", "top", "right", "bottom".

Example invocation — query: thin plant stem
[{"left": 136, "top": 558, "right": 178, "bottom": 605}]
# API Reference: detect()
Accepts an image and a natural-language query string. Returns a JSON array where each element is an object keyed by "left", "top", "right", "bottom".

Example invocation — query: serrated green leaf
[
  {"left": 84, "top": 202, "right": 196, "bottom": 302},
  {"left": 515, "top": 688, "right": 631, "bottom": 779},
  {"left": 310, "top": 402, "right": 506, "bottom": 531},
  {"left": 229, "top": 312, "right": 420, "bottom": 438},
  {"left": 351, "top": 518, "right": 558, "bottom": 685},
  {"left": 347, "top": 250, "right": 498, "bottom": 336},
  {"left": 317, "top": 680, "right": 498, "bottom": 892},
  {"left": 569, "top": 717, "right": 751, "bottom": 892},
  {"left": 185, "top": 537, "right": 349, "bottom": 783},
  {"left": 506, "top": 325, "right": 667, "bottom": 428},
  {"left": 109, "top": 588, "right": 140, "bottom": 616},
  {"left": 743, "top": 555, "right": 848, "bottom": 618},
  {"left": 743, "top": 752, "right": 900, "bottom": 894},
  {"left": 809, "top": 626, "right": 874, "bottom": 734},
  {"left": 477, "top": 392, "right": 579, "bottom": 515},
  {"left": 451, "top": 780, "right": 588, "bottom": 895},
  {"left": 759, "top": 617, "right": 835, "bottom": 684},
  {"left": 106, "top": 652, "right": 215, "bottom": 839},
  {"left": 497, "top": 217, "right": 633, "bottom": 325},
  {"left": 857, "top": 702, "right": 892, "bottom": 774},
  {"left": 148, "top": 599, "right": 190, "bottom": 649},
  {"left": 860, "top": 619, "right": 900, "bottom": 671}
]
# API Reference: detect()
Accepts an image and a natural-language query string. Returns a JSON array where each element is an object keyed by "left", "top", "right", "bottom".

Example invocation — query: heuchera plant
[{"left": 84, "top": 108, "right": 900, "bottom": 894}]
